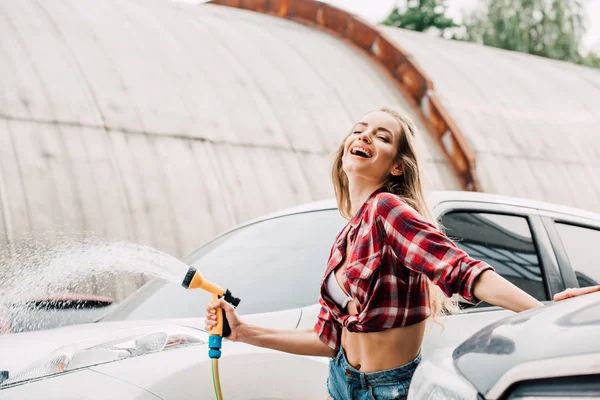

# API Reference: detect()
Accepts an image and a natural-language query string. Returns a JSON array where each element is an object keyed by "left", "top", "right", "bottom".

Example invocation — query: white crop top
[{"left": 326, "top": 271, "right": 353, "bottom": 309}]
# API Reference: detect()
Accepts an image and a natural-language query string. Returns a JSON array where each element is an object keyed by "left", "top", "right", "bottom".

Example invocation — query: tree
[
  {"left": 579, "top": 52, "right": 600, "bottom": 68},
  {"left": 461, "top": 0, "right": 588, "bottom": 64},
  {"left": 381, "top": 0, "right": 458, "bottom": 37}
]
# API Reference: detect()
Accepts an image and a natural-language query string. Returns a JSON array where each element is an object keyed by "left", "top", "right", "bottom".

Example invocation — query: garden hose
[{"left": 181, "top": 267, "right": 241, "bottom": 400}]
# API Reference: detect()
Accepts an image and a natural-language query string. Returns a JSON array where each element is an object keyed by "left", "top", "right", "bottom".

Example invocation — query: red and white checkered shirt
[{"left": 314, "top": 189, "right": 494, "bottom": 352}]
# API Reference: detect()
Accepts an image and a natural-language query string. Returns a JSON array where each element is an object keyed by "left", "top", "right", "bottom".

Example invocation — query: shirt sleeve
[
  {"left": 375, "top": 193, "right": 494, "bottom": 303},
  {"left": 313, "top": 298, "right": 341, "bottom": 352}
]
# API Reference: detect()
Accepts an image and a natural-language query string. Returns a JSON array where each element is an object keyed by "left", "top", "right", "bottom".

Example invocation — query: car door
[
  {"left": 87, "top": 338, "right": 332, "bottom": 400},
  {"left": 432, "top": 200, "right": 564, "bottom": 304},
  {"left": 420, "top": 200, "right": 563, "bottom": 358},
  {"left": 539, "top": 211, "right": 600, "bottom": 290},
  {"left": 85, "top": 208, "right": 348, "bottom": 400}
]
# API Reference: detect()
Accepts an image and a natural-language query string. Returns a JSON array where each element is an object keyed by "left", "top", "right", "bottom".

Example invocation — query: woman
[{"left": 206, "top": 107, "right": 543, "bottom": 399}]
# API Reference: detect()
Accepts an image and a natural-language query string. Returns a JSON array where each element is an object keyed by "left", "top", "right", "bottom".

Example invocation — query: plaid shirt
[{"left": 314, "top": 189, "right": 494, "bottom": 351}]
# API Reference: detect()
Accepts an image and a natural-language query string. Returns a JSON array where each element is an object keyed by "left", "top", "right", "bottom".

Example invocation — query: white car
[{"left": 1, "top": 191, "right": 598, "bottom": 399}]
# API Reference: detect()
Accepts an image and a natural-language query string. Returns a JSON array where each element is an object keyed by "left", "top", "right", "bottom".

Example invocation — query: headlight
[
  {"left": 1, "top": 325, "right": 205, "bottom": 388},
  {"left": 408, "top": 348, "right": 479, "bottom": 400}
]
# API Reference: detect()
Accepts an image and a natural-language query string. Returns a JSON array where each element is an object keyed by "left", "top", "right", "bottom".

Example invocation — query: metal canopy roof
[
  {"left": 2, "top": 0, "right": 598, "bottom": 299},
  {"left": 210, "top": 0, "right": 600, "bottom": 213},
  {"left": 381, "top": 27, "right": 600, "bottom": 214},
  {"left": 0, "top": 0, "right": 459, "bottom": 300}
]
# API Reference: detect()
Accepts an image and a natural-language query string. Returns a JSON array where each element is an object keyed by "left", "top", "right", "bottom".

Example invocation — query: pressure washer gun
[{"left": 181, "top": 267, "right": 241, "bottom": 358}]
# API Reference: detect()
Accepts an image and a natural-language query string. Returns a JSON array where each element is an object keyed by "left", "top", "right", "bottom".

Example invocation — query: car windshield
[{"left": 101, "top": 209, "right": 346, "bottom": 321}]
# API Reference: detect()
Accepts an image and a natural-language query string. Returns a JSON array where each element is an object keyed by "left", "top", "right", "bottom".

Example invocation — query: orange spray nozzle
[
  {"left": 182, "top": 267, "right": 224, "bottom": 296},
  {"left": 181, "top": 267, "right": 240, "bottom": 338}
]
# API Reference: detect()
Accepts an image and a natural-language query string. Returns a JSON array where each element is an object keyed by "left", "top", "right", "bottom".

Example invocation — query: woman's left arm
[
  {"left": 472, "top": 270, "right": 543, "bottom": 312},
  {"left": 376, "top": 193, "right": 543, "bottom": 312}
]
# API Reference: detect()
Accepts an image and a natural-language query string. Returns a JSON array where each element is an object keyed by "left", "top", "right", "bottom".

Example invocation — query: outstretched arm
[
  {"left": 376, "top": 193, "right": 542, "bottom": 312},
  {"left": 473, "top": 270, "right": 543, "bottom": 312}
]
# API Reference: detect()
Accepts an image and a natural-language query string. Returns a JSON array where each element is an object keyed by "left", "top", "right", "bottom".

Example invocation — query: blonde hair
[{"left": 332, "top": 107, "right": 459, "bottom": 321}]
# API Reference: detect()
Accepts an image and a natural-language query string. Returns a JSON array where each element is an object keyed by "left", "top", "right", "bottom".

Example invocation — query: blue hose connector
[{"left": 208, "top": 335, "right": 223, "bottom": 359}]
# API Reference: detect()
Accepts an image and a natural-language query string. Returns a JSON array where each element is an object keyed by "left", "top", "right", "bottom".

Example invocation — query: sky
[{"left": 322, "top": 0, "right": 600, "bottom": 53}]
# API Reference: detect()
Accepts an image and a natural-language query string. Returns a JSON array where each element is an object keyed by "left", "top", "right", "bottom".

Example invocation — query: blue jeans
[{"left": 327, "top": 347, "right": 421, "bottom": 400}]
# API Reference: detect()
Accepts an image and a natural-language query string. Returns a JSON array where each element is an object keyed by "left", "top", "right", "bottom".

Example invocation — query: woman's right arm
[
  {"left": 236, "top": 324, "right": 336, "bottom": 357},
  {"left": 206, "top": 298, "right": 335, "bottom": 358}
]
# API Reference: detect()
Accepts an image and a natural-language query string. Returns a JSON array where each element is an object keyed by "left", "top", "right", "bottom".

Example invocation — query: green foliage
[
  {"left": 382, "top": 0, "right": 598, "bottom": 69},
  {"left": 382, "top": 0, "right": 458, "bottom": 35},
  {"left": 577, "top": 52, "right": 600, "bottom": 68},
  {"left": 460, "top": 0, "right": 595, "bottom": 67}
]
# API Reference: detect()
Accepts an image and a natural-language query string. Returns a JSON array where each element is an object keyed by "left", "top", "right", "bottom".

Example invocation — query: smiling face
[{"left": 341, "top": 111, "right": 404, "bottom": 185}]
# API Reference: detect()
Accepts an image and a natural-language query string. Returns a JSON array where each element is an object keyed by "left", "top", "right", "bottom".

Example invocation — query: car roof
[
  {"left": 430, "top": 191, "right": 600, "bottom": 221},
  {"left": 251, "top": 190, "right": 600, "bottom": 223},
  {"left": 184, "top": 190, "right": 600, "bottom": 261}
]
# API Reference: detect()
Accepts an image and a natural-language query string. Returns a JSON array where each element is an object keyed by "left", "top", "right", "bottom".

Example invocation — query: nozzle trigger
[
  {"left": 218, "top": 295, "right": 231, "bottom": 338},
  {"left": 220, "top": 289, "right": 240, "bottom": 337},
  {"left": 221, "top": 308, "right": 231, "bottom": 338}
]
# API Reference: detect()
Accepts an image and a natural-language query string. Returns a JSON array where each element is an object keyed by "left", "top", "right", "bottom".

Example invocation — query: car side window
[
  {"left": 440, "top": 212, "right": 548, "bottom": 305},
  {"left": 554, "top": 223, "right": 600, "bottom": 287},
  {"left": 101, "top": 209, "right": 347, "bottom": 321}
]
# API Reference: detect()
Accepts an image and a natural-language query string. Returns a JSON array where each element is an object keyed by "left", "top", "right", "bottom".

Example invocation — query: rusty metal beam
[{"left": 208, "top": 0, "right": 481, "bottom": 191}]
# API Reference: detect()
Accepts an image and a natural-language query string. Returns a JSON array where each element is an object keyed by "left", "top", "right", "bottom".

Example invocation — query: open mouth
[{"left": 350, "top": 146, "right": 372, "bottom": 158}]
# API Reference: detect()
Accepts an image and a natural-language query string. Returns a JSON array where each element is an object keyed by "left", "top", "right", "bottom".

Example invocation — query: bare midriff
[
  {"left": 334, "top": 236, "right": 425, "bottom": 372},
  {"left": 341, "top": 316, "right": 425, "bottom": 372}
]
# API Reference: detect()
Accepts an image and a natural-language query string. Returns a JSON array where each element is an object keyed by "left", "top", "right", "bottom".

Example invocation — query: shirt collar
[{"left": 348, "top": 187, "right": 387, "bottom": 229}]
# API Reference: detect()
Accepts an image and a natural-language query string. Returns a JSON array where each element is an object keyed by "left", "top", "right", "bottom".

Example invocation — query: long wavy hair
[{"left": 331, "top": 107, "right": 459, "bottom": 320}]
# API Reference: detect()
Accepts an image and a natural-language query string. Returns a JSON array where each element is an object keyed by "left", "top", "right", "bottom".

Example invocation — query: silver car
[
  {"left": 409, "top": 291, "right": 600, "bottom": 400},
  {"left": 1, "top": 191, "right": 598, "bottom": 399}
]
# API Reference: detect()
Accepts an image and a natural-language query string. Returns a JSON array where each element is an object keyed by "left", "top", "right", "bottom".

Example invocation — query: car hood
[
  {"left": 453, "top": 292, "right": 600, "bottom": 396},
  {"left": 0, "top": 317, "right": 205, "bottom": 377},
  {"left": 0, "top": 307, "right": 301, "bottom": 380}
]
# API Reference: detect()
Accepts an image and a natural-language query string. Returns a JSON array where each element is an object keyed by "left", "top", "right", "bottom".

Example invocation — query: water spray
[{"left": 181, "top": 266, "right": 240, "bottom": 400}]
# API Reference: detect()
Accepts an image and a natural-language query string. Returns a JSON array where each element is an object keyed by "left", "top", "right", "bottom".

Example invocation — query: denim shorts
[{"left": 326, "top": 347, "right": 421, "bottom": 400}]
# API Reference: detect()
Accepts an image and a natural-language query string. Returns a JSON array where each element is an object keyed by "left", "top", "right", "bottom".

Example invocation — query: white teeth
[{"left": 350, "top": 146, "right": 372, "bottom": 158}]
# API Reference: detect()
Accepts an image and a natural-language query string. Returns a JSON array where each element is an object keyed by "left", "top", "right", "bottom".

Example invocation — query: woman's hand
[
  {"left": 553, "top": 285, "right": 600, "bottom": 302},
  {"left": 206, "top": 301, "right": 334, "bottom": 357},
  {"left": 205, "top": 298, "right": 244, "bottom": 341}
]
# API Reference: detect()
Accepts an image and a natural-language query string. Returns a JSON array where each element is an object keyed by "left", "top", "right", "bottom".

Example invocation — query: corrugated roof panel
[
  {"left": 6, "top": 120, "right": 63, "bottom": 234},
  {"left": 0, "top": 121, "right": 32, "bottom": 236},
  {"left": 565, "top": 163, "right": 600, "bottom": 212},
  {"left": 83, "top": 128, "right": 133, "bottom": 242},
  {"left": 58, "top": 126, "right": 100, "bottom": 235},
  {"left": 0, "top": 0, "right": 461, "bottom": 299},
  {"left": 122, "top": 133, "right": 181, "bottom": 253},
  {"left": 152, "top": 136, "right": 222, "bottom": 255},
  {"left": 296, "top": 152, "right": 338, "bottom": 199},
  {"left": 108, "top": 130, "right": 154, "bottom": 247},
  {"left": 1, "top": 2, "right": 52, "bottom": 122},
  {"left": 382, "top": 27, "right": 600, "bottom": 212},
  {"left": 0, "top": 202, "right": 6, "bottom": 250},
  {"left": 37, "top": 125, "right": 85, "bottom": 234},
  {"left": 189, "top": 142, "right": 239, "bottom": 235}
]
